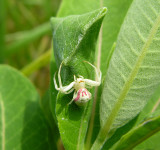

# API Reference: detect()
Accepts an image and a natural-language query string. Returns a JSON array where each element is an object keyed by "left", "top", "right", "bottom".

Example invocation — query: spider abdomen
[{"left": 73, "top": 88, "right": 91, "bottom": 106}]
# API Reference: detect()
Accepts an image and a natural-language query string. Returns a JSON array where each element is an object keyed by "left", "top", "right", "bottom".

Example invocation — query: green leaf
[
  {"left": 111, "top": 115, "right": 160, "bottom": 150},
  {"left": 86, "top": 0, "right": 134, "bottom": 147},
  {"left": 102, "top": 116, "right": 138, "bottom": 150},
  {"left": 101, "top": 0, "right": 133, "bottom": 76},
  {"left": 107, "top": 86, "right": 160, "bottom": 150},
  {"left": 50, "top": 53, "right": 58, "bottom": 122},
  {"left": 57, "top": 0, "right": 100, "bottom": 16},
  {"left": 0, "top": 65, "right": 52, "bottom": 150},
  {"left": 135, "top": 84, "right": 160, "bottom": 125},
  {"left": 49, "top": 0, "right": 100, "bottom": 130},
  {"left": 92, "top": 0, "right": 160, "bottom": 149},
  {"left": 50, "top": 1, "right": 133, "bottom": 149},
  {"left": 134, "top": 131, "right": 160, "bottom": 150},
  {"left": 41, "top": 90, "right": 60, "bottom": 150},
  {"left": 50, "top": 8, "right": 107, "bottom": 150}
]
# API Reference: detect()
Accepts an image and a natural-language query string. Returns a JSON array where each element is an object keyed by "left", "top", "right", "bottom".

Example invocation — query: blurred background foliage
[{"left": 1, "top": 0, "right": 61, "bottom": 96}]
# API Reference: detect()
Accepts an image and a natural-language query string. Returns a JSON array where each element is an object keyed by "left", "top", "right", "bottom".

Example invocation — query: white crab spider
[{"left": 54, "top": 61, "right": 101, "bottom": 106}]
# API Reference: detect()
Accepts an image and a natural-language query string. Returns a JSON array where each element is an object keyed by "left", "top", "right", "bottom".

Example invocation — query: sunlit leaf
[{"left": 92, "top": 0, "right": 160, "bottom": 149}]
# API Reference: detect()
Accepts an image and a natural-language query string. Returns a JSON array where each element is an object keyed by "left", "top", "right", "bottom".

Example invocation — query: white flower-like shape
[{"left": 54, "top": 61, "right": 101, "bottom": 106}]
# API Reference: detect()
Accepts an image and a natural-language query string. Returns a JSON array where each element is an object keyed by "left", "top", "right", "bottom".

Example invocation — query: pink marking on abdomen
[
  {"left": 74, "top": 89, "right": 82, "bottom": 101},
  {"left": 82, "top": 91, "right": 87, "bottom": 97}
]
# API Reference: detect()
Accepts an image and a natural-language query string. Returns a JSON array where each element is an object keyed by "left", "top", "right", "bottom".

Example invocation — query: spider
[{"left": 54, "top": 61, "right": 101, "bottom": 106}]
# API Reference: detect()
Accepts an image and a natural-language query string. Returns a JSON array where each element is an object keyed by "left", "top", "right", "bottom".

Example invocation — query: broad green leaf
[
  {"left": 50, "top": 1, "right": 100, "bottom": 149},
  {"left": 101, "top": 0, "right": 133, "bottom": 76},
  {"left": 57, "top": 0, "right": 99, "bottom": 16},
  {"left": 109, "top": 86, "right": 160, "bottom": 150},
  {"left": 86, "top": 0, "right": 134, "bottom": 147},
  {"left": 0, "top": 65, "right": 52, "bottom": 150},
  {"left": 50, "top": 0, "right": 133, "bottom": 149},
  {"left": 134, "top": 131, "right": 160, "bottom": 150},
  {"left": 41, "top": 90, "right": 60, "bottom": 150},
  {"left": 102, "top": 116, "right": 137, "bottom": 150},
  {"left": 135, "top": 84, "right": 160, "bottom": 125},
  {"left": 50, "top": 8, "right": 107, "bottom": 150},
  {"left": 111, "top": 115, "right": 160, "bottom": 150},
  {"left": 92, "top": 0, "right": 160, "bottom": 149},
  {"left": 50, "top": 53, "right": 58, "bottom": 122}
]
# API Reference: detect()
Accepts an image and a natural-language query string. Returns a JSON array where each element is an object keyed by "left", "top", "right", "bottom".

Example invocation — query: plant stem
[
  {"left": 21, "top": 50, "right": 52, "bottom": 76},
  {"left": 85, "top": 26, "right": 103, "bottom": 150}
]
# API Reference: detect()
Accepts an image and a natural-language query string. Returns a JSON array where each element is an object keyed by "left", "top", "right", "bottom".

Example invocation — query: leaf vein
[
  {"left": 122, "top": 33, "right": 139, "bottom": 56},
  {"left": 148, "top": 1, "right": 158, "bottom": 16},
  {"left": 136, "top": 1, "right": 154, "bottom": 25},
  {"left": 111, "top": 59, "right": 127, "bottom": 82},
  {"left": 131, "top": 18, "right": 146, "bottom": 43},
  {"left": 106, "top": 83, "right": 119, "bottom": 98},
  {"left": 117, "top": 49, "right": 133, "bottom": 70}
]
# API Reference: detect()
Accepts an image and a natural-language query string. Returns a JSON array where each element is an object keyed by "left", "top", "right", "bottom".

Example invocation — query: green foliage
[
  {"left": 100, "top": 0, "right": 160, "bottom": 138},
  {"left": 101, "top": 0, "right": 133, "bottom": 76},
  {"left": 92, "top": 0, "right": 160, "bottom": 149},
  {"left": 0, "top": 65, "right": 53, "bottom": 150},
  {"left": 1, "top": 0, "right": 160, "bottom": 150},
  {"left": 50, "top": 8, "right": 107, "bottom": 150},
  {"left": 112, "top": 115, "right": 160, "bottom": 150},
  {"left": 134, "top": 131, "right": 160, "bottom": 150}
]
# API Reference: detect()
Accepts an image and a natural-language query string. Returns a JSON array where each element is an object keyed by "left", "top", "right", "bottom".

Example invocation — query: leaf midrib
[
  {"left": 66, "top": 9, "right": 106, "bottom": 64},
  {"left": 0, "top": 93, "right": 5, "bottom": 150},
  {"left": 92, "top": 13, "right": 160, "bottom": 150}
]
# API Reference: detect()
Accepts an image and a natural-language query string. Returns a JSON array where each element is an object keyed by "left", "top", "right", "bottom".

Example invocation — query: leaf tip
[{"left": 101, "top": 7, "right": 107, "bottom": 15}]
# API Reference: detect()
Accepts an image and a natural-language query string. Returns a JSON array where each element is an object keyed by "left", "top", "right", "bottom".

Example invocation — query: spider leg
[
  {"left": 64, "top": 88, "right": 74, "bottom": 94},
  {"left": 54, "top": 75, "right": 75, "bottom": 94},
  {"left": 78, "top": 75, "right": 84, "bottom": 79},
  {"left": 74, "top": 75, "right": 76, "bottom": 81},
  {"left": 83, "top": 61, "right": 102, "bottom": 85},
  {"left": 60, "top": 82, "right": 75, "bottom": 93},
  {"left": 54, "top": 72, "right": 60, "bottom": 90},
  {"left": 58, "top": 62, "right": 63, "bottom": 88},
  {"left": 68, "top": 91, "right": 76, "bottom": 105},
  {"left": 54, "top": 62, "right": 75, "bottom": 93},
  {"left": 84, "top": 79, "right": 101, "bottom": 87}
]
